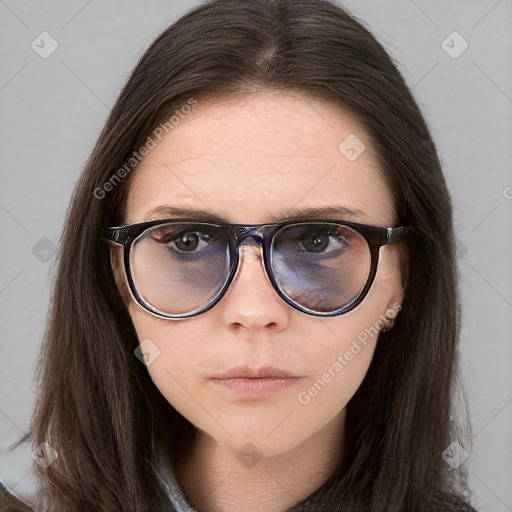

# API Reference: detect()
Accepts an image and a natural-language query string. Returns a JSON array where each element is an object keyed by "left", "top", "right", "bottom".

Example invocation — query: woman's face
[{"left": 120, "top": 91, "right": 404, "bottom": 460}]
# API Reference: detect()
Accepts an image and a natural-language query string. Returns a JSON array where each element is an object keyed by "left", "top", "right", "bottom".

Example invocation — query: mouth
[{"left": 209, "top": 366, "right": 303, "bottom": 398}]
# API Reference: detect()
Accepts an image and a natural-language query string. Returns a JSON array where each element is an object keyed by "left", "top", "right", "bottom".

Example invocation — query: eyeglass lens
[{"left": 129, "top": 222, "right": 371, "bottom": 316}]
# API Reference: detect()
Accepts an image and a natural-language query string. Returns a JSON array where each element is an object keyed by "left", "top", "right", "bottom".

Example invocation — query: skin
[{"left": 115, "top": 90, "right": 405, "bottom": 512}]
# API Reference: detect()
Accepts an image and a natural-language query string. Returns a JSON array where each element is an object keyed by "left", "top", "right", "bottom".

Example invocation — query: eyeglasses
[{"left": 102, "top": 217, "right": 417, "bottom": 319}]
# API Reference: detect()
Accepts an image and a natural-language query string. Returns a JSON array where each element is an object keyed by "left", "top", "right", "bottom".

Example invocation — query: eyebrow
[{"left": 143, "top": 205, "right": 366, "bottom": 222}]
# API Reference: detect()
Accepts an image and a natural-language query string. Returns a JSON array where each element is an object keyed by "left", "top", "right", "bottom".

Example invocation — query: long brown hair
[{"left": 29, "top": 0, "right": 474, "bottom": 510}]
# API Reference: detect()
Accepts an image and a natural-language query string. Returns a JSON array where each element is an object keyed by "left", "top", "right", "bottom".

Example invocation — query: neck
[{"left": 175, "top": 411, "right": 346, "bottom": 512}]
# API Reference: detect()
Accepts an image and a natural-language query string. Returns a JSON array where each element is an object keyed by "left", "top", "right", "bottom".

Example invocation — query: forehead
[{"left": 126, "top": 91, "right": 395, "bottom": 225}]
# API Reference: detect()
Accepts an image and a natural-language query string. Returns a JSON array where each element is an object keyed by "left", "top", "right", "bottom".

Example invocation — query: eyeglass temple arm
[
  {"left": 100, "top": 227, "right": 126, "bottom": 245},
  {"left": 386, "top": 226, "right": 420, "bottom": 244}
]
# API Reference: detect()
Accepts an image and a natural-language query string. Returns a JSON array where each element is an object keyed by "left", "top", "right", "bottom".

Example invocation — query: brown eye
[{"left": 173, "top": 232, "right": 200, "bottom": 252}]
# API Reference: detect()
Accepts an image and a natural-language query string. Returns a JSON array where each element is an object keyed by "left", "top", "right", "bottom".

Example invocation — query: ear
[
  {"left": 384, "top": 241, "right": 409, "bottom": 313},
  {"left": 385, "top": 284, "right": 404, "bottom": 318}
]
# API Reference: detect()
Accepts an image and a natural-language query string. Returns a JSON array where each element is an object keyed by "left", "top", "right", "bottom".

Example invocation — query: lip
[
  {"left": 210, "top": 366, "right": 302, "bottom": 398},
  {"left": 212, "top": 365, "right": 297, "bottom": 379}
]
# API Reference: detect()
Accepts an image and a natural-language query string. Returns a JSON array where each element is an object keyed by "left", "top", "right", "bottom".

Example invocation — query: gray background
[{"left": 1, "top": 0, "right": 511, "bottom": 510}]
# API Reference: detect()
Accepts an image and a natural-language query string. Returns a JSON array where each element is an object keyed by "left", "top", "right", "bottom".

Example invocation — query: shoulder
[{"left": 0, "top": 482, "right": 34, "bottom": 511}]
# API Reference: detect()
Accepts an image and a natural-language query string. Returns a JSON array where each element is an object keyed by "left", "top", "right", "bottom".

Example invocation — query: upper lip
[{"left": 211, "top": 366, "right": 298, "bottom": 379}]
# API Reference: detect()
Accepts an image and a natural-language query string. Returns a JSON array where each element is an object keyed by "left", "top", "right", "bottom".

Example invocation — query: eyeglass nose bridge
[
  {"left": 230, "top": 223, "right": 273, "bottom": 242},
  {"left": 224, "top": 225, "right": 287, "bottom": 309},
  {"left": 229, "top": 225, "right": 272, "bottom": 264},
  {"left": 230, "top": 223, "right": 278, "bottom": 251}
]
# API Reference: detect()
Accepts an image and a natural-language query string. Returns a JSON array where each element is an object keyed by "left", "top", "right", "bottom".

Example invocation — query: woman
[{"left": 27, "top": 0, "right": 476, "bottom": 510}]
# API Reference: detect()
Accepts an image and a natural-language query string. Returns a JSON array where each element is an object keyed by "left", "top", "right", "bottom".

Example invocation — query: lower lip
[{"left": 210, "top": 377, "right": 301, "bottom": 397}]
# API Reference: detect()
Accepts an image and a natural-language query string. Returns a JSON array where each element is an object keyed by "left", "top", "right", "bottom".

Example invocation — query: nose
[{"left": 217, "top": 237, "right": 291, "bottom": 332}]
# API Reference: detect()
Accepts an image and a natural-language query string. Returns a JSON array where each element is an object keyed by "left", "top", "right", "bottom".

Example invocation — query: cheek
[
  {"left": 295, "top": 315, "right": 379, "bottom": 412},
  {"left": 128, "top": 303, "right": 208, "bottom": 409},
  {"left": 296, "top": 256, "right": 402, "bottom": 410}
]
